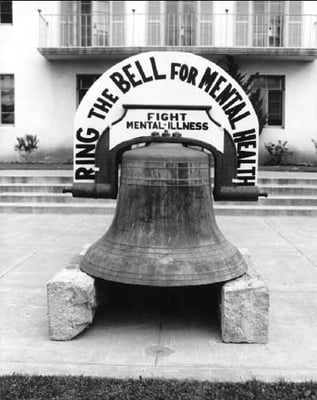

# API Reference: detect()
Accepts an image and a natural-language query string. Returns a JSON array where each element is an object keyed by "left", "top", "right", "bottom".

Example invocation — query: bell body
[{"left": 80, "top": 143, "right": 247, "bottom": 286}]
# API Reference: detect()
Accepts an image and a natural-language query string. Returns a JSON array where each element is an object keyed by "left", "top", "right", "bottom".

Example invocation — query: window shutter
[
  {"left": 253, "top": 1, "right": 267, "bottom": 46},
  {"left": 111, "top": 1, "right": 125, "bottom": 45},
  {"left": 236, "top": 1, "right": 250, "bottom": 46},
  {"left": 288, "top": 1, "right": 302, "bottom": 47},
  {"left": 147, "top": 1, "right": 161, "bottom": 45},
  {"left": 93, "top": 1, "right": 110, "bottom": 46},
  {"left": 60, "top": 1, "right": 75, "bottom": 46},
  {"left": 199, "top": 1, "right": 213, "bottom": 45}
]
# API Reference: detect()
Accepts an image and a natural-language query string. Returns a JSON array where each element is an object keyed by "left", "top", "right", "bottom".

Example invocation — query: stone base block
[
  {"left": 47, "top": 247, "right": 97, "bottom": 341},
  {"left": 220, "top": 250, "right": 269, "bottom": 344}
]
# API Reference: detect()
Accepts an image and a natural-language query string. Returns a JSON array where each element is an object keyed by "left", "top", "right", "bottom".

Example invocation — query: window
[
  {"left": 235, "top": 1, "right": 302, "bottom": 47},
  {"left": 77, "top": 75, "right": 101, "bottom": 105},
  {"left": 253, "top": 76, "right": 284, "bottom": 126},
  {"left": 147, "top": 1, "right": 213, "bottom": 46},
  {"left": 79, "top": 0, "right": 92, "bottom": 46},
  {"left": 0, "top": 75, "right": 14, "bottom": 125},
  {"left": 0, "top": 1, "right": 12, "bottom": 23},
  {"left": 60, "top": 1, "right": 125, "bottom": 47},
  {"left": 253, "top": 1, "right": 284, "bottom": 47},
  {"left": 165, "top": 1, "right": 197, "bottom": 46}
]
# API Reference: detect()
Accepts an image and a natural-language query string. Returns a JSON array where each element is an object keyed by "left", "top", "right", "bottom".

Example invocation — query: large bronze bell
[{"left": 80, "top": 142, "right": 247, "bottom": 286}]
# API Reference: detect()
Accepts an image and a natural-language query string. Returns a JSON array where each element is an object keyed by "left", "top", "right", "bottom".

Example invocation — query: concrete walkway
[{"left": 1, "top": 213, "right": 317, "bottom": 382}]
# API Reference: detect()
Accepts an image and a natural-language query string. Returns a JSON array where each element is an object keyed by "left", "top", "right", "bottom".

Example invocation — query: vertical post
[
  {"left": 313, "top": 17, "right": 317, "bottom": 48},
  {"left": 38, "top": 9, "right": 48, "bottom": 47},
  {"left": 37, "top": 9, "right": 43, "bottom": 47},
  {"left": 132, "top": 9, "right": 136, "bottom": 46},
  {"left": 68, "top": 14, "right": 71, "bottom": 46},
  {"left": 225, "top": 9, "right": 229, "bottom": 46}
]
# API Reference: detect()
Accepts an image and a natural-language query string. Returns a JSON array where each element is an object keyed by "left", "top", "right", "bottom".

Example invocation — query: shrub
[
  {"left": 312, "top": 138, "right": 317, "bottom": 154},
  {"left": 265, "top": 140, "right": 293, "bottom": 165},
  {"left": 14, "top": 134, "right": 39, "bottom": 162}
]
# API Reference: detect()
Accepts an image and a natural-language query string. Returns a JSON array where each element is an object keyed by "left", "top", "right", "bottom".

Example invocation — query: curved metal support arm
[{"left": 67, "top": 128, "right": 265, "bottom": 201}]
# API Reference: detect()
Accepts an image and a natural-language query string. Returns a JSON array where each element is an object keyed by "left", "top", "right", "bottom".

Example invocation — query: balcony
[{"left": 38, "top": 12, "right": 317, "bottom": 61}]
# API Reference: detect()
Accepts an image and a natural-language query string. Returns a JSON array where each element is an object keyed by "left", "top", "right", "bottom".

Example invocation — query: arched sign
[{"left": 72, "top": 52, "right": 260, "bottom": 200}]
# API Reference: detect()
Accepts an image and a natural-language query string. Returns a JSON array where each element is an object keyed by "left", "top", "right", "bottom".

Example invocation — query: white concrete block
[
  {"left": 47, "top": 250, "right": 97, "bottom": 341},
  {"left": 220, "top": 250, "right": 269, "bottom": 344}
]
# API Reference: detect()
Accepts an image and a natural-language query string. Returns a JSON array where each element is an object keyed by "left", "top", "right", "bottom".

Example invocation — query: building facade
[{"left": 1, "top": 0, "right": 317, "bottom": 165}]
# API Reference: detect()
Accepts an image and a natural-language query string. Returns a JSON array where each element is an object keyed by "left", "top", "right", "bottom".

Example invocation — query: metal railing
[{"left": 38, "top": 12, "right": 317, "bottom": 49}]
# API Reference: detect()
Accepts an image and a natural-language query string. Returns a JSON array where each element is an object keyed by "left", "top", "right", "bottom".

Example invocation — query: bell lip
[
  {"left": 80, "top": 237, "right": 248, "bottom": 286},
  {"left": 80, "top": 261, "right": 247, "bottom": 287}
]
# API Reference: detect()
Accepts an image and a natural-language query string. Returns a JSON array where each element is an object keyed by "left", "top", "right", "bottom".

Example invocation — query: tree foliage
[{"left": 223, "top": 55, "right": 267, "bottom": 134}]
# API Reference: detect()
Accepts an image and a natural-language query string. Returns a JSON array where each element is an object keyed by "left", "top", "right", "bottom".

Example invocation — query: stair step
[
  {"left": 260, "top": 185, "right": 317, "bottom": 195},
  {"left": 0, "top": 176, "right": 71, "bottom": 184},
  {"left": 214, "top": 205, "right": 317, "bottom": 216},
  {"left": 1, "top": 193, "right": 317, "bottom": 206},
  {"left": 0, "top": 202, "right": 116, "bottom": 214},
  {"left": 259, "top": 177, "right": 317, "bottom": 185},
  {"left": 217, "top": 196, "right": 317, "bottom": 206},
  {"left": 1, "top": 183, "right": 317, "bottom": 193},
  {"left": 1, "top": 176, "right": 317, "bottom": 185},
  {"left": 1, "top": 202, "right": 317, "bottom": 216},
  {"left": 0, "top": 183, "right": 66, "bottom": 193},
  {"left": 1, "top": 172, "right": 317, "bottom": 185},
  {"left": 1, "top": 171, "right": 317, "bottom": 215},
  {"left": 0, "top": 193, "right": 114, "bottom": 203},
  {"left": 1, "top": 203, "right": 317, "bottom": 216}
]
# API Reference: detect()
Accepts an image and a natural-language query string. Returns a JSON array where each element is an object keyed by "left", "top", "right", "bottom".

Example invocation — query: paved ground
[{"left": 1, "top": 212, "right": 317, "bottom": 382}]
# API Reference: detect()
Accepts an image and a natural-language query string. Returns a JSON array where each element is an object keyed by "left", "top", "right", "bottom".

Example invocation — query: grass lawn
[{"left": 1, "top": 376, "right": 317, "bottom": 400}]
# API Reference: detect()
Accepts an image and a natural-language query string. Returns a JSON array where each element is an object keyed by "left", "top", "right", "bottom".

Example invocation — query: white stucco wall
[
  {"left": 241, "top": 59, "right": 317, "bottom": 165},
  {"left": 0, "top": 1, "right": 119, "bottom": 162},
  {"left": 1, "top": 0, "right": 317, "bottom": 165}
]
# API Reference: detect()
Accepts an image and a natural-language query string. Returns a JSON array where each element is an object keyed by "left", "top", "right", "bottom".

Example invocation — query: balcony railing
[{"left": 38, "top": 12, "right": 317, "bottom": 49}]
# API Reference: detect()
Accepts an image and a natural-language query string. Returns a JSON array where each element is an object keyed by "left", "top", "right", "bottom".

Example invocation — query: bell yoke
[{"left": 66, "top": 51, "right": 267, "bottom": 288}]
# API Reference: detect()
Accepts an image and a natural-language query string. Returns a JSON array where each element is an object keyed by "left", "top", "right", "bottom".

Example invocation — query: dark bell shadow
[{"left": 92, "top": 279, "right": 222, "bottom": 337}]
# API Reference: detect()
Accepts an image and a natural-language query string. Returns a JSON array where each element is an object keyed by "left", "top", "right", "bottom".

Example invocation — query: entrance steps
[{"left": 0, "top": 170, "right": 317, "bottom": 215}]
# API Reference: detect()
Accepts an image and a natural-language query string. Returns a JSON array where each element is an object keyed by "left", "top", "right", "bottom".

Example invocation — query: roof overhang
[{"left": 38, "top": 46, "right": 317, "bottom": 61}]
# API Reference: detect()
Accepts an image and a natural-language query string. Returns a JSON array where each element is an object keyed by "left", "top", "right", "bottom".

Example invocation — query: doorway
[{"left": 165, "top": 1, "right": 197, "bottom": 46}]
